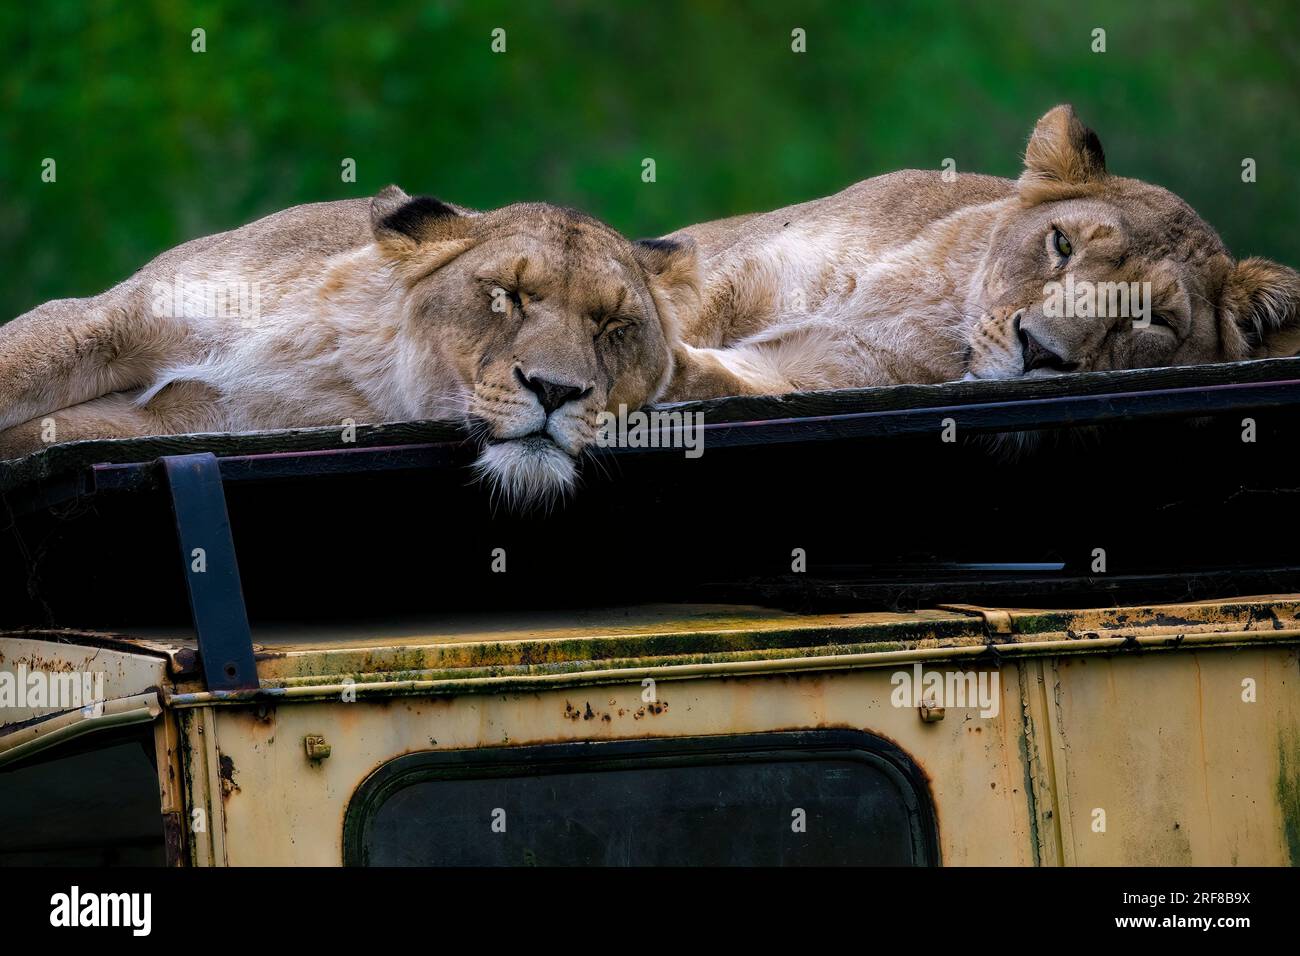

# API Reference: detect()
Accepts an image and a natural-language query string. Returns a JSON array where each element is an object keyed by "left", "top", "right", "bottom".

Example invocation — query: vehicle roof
[
  {"left": 3, "top": 355, "right": 1299, "bottom": 500},
  {"left": 8, "top": 594, "right": 1300, "bottom": 701}
]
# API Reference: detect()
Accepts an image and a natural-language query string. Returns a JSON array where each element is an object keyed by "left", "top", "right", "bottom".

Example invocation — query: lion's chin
[{"left": 472, "top": 435, "right": 577, "bottom": 511}]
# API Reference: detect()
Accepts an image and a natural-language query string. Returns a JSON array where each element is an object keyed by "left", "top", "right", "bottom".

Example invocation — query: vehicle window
[
  {"left": 345, "top": 731, "right": 936, "bottom": 866},
  {"left": 0, "top": 727, "right": 164, "bottom": 866}
]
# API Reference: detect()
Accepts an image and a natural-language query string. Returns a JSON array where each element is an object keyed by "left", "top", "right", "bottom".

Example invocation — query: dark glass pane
[
  {"left": 0, "top": 731, "right": 164, "bottom": 866},
  {"left": 361, "top": 753, "right": 924, "bottom": 866}
]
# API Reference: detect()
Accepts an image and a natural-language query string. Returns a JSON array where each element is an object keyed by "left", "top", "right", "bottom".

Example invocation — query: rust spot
[
  {"left": 162, "top": 811, "right": 185, "bottom": 866},
  {"left": 173, "top": 648, "right": 200, "bottom": 677},
  {"left": 15, "top": 653, "right": 79, "bottom": 673},
  {"left": 218, "top": 753, "right": 240, "bottom": 799}
]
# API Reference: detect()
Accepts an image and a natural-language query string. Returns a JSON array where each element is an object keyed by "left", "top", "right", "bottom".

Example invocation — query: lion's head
[
  {"left": 966, "top": 105, "right": 1300, "bottom": 380},
  {"left": 370, "top": 186, "right": 697, "bottom": 508}
]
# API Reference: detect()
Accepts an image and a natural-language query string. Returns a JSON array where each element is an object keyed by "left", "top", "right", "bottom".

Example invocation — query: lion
[
  {"left": 0, "top": 186, "right": 701, "bottom": 507},
  {"left": 660, "top": 104, "right": 1300, "bottom": 398},
  {"left": 3, "top": 105, "right": 1297, "bottom": 508}
]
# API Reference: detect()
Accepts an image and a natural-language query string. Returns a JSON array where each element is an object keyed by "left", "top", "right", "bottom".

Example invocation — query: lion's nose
[
  {"left": 517, "top": 369, "right": 590, "bottom": 414},
  {"left": 1016, "top": 313, "right": 1076, "bottom": 373}
]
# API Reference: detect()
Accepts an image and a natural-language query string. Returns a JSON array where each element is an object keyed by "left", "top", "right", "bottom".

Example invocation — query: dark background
[{"left": 1, "top": 0, "right": 1297, "bottom": 321}]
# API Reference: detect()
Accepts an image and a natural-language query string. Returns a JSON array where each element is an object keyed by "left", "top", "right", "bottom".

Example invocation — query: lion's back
[{"left": 112, "top": 197, "right": 376, "bottom": 302}]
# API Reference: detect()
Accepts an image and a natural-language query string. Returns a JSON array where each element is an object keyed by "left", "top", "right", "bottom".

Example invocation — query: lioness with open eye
[
  {"left": 0, "top": 186, "right": 701, "bottom": 506},
  {"left": 666, "top": 104, "right": 1300, "bottom": 398}
]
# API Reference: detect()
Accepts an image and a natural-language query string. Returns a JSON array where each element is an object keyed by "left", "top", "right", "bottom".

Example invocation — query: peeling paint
[{"left": 218, "top": 752, "right": 240, "bottom": 800}]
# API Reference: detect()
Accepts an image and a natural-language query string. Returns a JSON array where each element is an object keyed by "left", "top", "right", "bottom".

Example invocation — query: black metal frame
[
  {"left": 76, "top": 375, "right": 1300, "bottom": 494},
  {"left": 0, "top": 369, "right": 1289, "bottom": 514},
  {"left": 7, "top": 363, "right": 1300, "bottom": 631},
  {"left": 160, "top": 453, "right": 258, "bottom": 691}
]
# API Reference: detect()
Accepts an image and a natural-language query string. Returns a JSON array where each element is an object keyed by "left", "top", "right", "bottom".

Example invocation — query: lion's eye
[
  {"left": 1150, "top": 312, "right": 1173, "bottom": 329},
  {"left": 489, "top": 286, "right": 524, "bottom": 315},
  {"left": 1052, "top": 229, "right": 1073, "bottom": 259},
  {"left": 597, "top": 319, "right": 632, "bottom": 342}
]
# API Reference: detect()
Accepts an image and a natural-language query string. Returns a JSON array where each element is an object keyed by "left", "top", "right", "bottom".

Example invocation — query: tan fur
[
  {"left": 659, "top": 105, "right": 1300, "bottom": 397},
  {"left": 0, "top": 186, "right": 699, "bottom": 505}
]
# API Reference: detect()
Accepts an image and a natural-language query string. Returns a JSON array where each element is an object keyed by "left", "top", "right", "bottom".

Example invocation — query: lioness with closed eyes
[
  {"left": 2, "top": 104, "right": 1297, "bottom": 507},
  {"left": 0, "top": 187, "right": 702, "bottom": 506}
]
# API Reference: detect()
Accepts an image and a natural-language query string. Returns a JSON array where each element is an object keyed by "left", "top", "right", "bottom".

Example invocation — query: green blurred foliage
[{"left": 1, "top": 0, "right": 1297, "bottom": 318}]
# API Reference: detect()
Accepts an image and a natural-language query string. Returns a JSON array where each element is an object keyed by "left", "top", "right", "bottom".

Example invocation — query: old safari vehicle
[{"left": 2, "top": 358, "right": 1300, "bottom": 866}]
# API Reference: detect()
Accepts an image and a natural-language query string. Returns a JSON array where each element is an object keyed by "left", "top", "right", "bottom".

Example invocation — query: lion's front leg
[
  {"left": 659, "top": 342, "right": 796, "bottom": 402},
  {"left": 0, "top": 382, "right": 226, "bottom": 460},
  {"left": 0, "top": 293, "right": 184, "bottom": 435},
  {"left": 0, "top": 394, "right": 158, "bottom": 460}
]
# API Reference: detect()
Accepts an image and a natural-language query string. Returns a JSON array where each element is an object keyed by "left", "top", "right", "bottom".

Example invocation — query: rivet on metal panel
[
  {"left": 919, "top": 697, "right": 946, "bottom": 722},
  {"left": 303, "top": 735, "right": 332, "bottom": 761}
]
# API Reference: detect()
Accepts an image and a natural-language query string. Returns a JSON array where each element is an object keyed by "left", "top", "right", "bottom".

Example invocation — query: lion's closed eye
[
  {"left": 594, "top": 315, "right": 636, "bottom": 341},
  {"left": 484, "top": 283, "right": 524, "bottom": 315}
]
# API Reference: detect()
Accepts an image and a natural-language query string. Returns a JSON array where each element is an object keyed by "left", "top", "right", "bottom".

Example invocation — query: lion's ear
[
  {"left": 370, "top": 185, "right": 472, "bottom": 262},
  {"left": 632, "top": 236, "right": 700, "bottom": 329},
  {"left": 1222, "top": 257, "right": 1300, "bottom": 358},
  {"left": 633, "top": 237, "right": 697, "bottom": 290},
  {"left": 1019, "top": 105, "right": 1108, "bottom": 201}
]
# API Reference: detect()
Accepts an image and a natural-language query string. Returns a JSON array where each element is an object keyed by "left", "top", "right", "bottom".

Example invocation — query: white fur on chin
[{"left": 472, "top": 436, "right": 577, "bottom": 510}]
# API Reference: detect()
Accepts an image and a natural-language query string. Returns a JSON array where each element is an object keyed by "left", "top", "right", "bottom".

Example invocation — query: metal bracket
[{"left": 161, "top": 453, "right": 258, "bottom": 691}]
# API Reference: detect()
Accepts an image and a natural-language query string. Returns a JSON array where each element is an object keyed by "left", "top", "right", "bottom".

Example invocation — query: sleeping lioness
[
  {"left": 0, "top": 188, "right": 702, "bottom": 506},
  {"left": 1, "top": 104, "right": 1297, "bottom": 507}
]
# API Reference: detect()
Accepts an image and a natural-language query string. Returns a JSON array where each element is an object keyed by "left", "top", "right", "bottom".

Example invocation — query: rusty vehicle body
[
  {"left": 2, "top": 597, "right": 1299, "bottom": 865},
  {"left": 3, "top": 358, "right": 1300, "bottom": 866}
]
